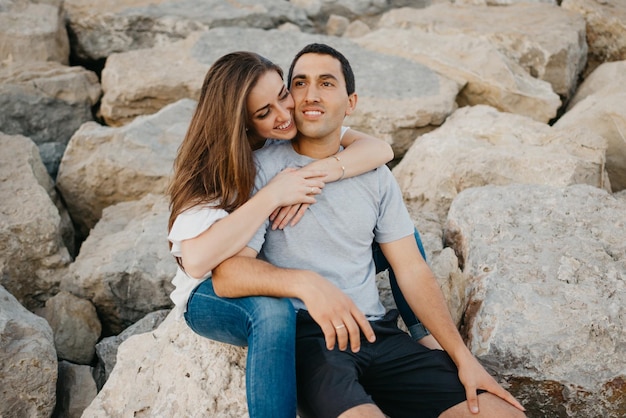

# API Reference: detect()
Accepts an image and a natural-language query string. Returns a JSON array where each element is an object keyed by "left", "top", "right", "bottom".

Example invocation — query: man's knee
[{"left": 440, "top": 392, "right": 526, "bottom": 418}]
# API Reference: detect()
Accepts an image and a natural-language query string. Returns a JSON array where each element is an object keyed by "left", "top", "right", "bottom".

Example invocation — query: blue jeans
[
  {"left": 184, "top": 279, "right": 297, "bottom": 418},
  {"left": 372, "top": 228, "right": 430, "bottom": 340}
]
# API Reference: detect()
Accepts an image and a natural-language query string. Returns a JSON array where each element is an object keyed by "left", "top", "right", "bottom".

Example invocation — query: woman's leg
[
  {"left": 372, "top": 228, "right": 431, "bottom": 340},
  {"left": 184, "top": 279, "right": 297, "bottom": 418}
]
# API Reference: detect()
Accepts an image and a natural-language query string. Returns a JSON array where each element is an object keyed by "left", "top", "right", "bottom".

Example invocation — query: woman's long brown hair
[{"left": 167, "top": 52, "right": 283, "bottom": 241}]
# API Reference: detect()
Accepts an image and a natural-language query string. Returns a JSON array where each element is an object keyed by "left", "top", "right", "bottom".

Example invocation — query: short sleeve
[{"left": 168, "top": 205, "right": 229, "bottom": 257}]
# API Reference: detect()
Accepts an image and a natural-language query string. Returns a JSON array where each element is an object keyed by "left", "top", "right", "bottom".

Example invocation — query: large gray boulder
[
  {"left": 562, "top": 0, "right": 626, "bottom": 74},
  {"left": 376, "top": 3, "right": 588, "bottom": 99},
  {"left": 393, "top": 105, "right": 610, "bottom": 224},
  {"left": 354, "top": 28, "right": 561, "bottom": 123},
  {"left": 56, "top": 99, "right": 194, "bottom": 236},
  {"left": 82, "top": 312, "right": 249, "bottom": 418},
  {"left": 0, "top": 285, "right": 58, "bottom": 418},
  {"left": 63, "top": 0, "right": 312, "bottom": 61},
  {"left": 0, "top": 133, "right": 72, "bottom": 310},
  {"left": 556, "top": 61, "right": 626, "bottom": 192},
  {"left": 0, "top": 0, "right": 69, "bottom": 64},
  {"left": 40, "top": 291, "right": 102, "bottom": 365},
  {"left": 444, "top": 184, "right": 626, "bottom": 418},
  {"left": 65, "top": 194, "right": 176, "bottom": 335},
  {"left": 0, "top": 61, "right": 101, "bottom": 178}
]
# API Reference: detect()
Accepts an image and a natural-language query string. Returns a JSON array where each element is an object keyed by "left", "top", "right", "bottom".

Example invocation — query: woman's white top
[
  {"left": 168, "top": 127, "right": 350, "bottom": 318},
  {"left": 168, "top": 204, "right": 228, "bottom": 318}
]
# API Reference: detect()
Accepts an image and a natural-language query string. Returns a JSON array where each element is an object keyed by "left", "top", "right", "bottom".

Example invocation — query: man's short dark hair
[{"left": 287, "top": 43, "right": 355, "bottom": 96}]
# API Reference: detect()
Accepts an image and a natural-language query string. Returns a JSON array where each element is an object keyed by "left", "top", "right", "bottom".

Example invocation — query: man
[{"left": 212, "top": 43, "right": 527, "bottom": 418}]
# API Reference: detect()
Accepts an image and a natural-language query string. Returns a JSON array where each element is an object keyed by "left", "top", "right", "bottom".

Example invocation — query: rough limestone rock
[
  {"left": 376, "top": 3, "right": 588, "bottom": 99},
  {"left": 0, "top": 285, "right": 57, "bottom": 418},
  {"left": 444, "top": 184, "right": 626, "bottom": 418},
  {"left": 100, "top": 27, "right": 459, "bottom": 158},
  {"left": 0, "top": 133, "right": 72, "bottom": 310},
  {"left": 354, "top": 28, "right": 561, "bottom": 123},
  {"left": 567, "top": 60, "right": 626, "bottom": 109},
  {"left": 555, "top": 92, "right": 626, "bottom": 192},
  {"left": 562, "top": 0, "right": 626, "bottom": 74},
  {"left": 55, "top": 361, "right": 98, "bottom": 418},
  {"left": 41, "top": 291, "right": 102, "bottom": 365},
  {"left": 63, "top": 0, "right": 311, "bottom": 61},
  {"left": 0, "top": 0, "right": 69, "bottom": 64},
  {"left": 94, "top": 309, "right": 170, "bottom": 389},
  {"left": 56, "top": 99, "right": 194, "bottom": 236},
  {"left": 393, "top": 105, "right": 611, "bottom": 224},
  {"left": 83, "top": 312, "right": 249, "bottom": 418},
  {"left": 0, "top": 61, "right": 101, "bottom": 178},
  {"left": 65, "top": 194, "right": 176, "bottom": 335}
]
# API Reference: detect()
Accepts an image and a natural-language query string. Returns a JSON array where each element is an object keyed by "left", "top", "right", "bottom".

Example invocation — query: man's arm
[
  {"left": 212, "top": 247, "right": 375, "bottom": 352},
  {"left": 379, "top": 236, "right": 525, "bottom": 414}
]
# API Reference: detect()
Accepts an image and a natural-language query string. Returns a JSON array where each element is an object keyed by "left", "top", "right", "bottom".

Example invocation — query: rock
[
  {"left": 0, "top": 61, "right": 101, "bottom": 178},
  {"left": 562, "top": 0, "right": 626, "bottom": 75},
  {"left": 41, "top": 291, "right": 101, "bottom": 364},
  {"left": 354, "top": 28, "right": 561, "bottom": 123},
  {"left": 94, "top": 309, "right": 170, "bottom": 389},
  {"left": 376, "top": 3, "right": 588, "bottom": 99},
  {"left": 82, "top": 312, "right": 249, "bottom": 417},
  {"left": 0, "top": 0, "right": 69, "bottom": 64},
  {"left": 55, "top": 361, "right": 98, "bottom": 418},
  {"left": 555, "top": 92, "right": 626, "bottom": 192},
  {"left": 65, "top": 194, "right": 176, "bottom": 335},
  {"left": 393, "top": 105, "right": 610, "bottom": 223},
  {"left": 56, "top": 99, "right": 194, "bottom": 236},
  {"left": 0, "top": 133, "right": 72, "bottom": 309},
  {"left": 325, "top": 14, "right": 350, "bottom": 36},
  {"left": 444, "top": 184, "right": 626, "bottom": 418},
  {"left": 63, "top": 0, "right": 312, "bottom": 61},
  {"left": 0, "top": 285, "right": 57, "bottom": 418},
  {"left": 567, "top": 60, "right": 626, "bottom": 109}
]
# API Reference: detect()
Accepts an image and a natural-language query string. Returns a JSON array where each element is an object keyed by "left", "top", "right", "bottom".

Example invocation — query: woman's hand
[
  {"left": 270, "top": 203, "right": 309, "bottom": 230},
  {"left": 262, "top": 167, "right": 326, "bottom": 210}
]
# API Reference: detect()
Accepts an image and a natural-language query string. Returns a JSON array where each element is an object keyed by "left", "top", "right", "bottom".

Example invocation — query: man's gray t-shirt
[{"left": 248, "top": 141, "right": 414, "bottom": 320}]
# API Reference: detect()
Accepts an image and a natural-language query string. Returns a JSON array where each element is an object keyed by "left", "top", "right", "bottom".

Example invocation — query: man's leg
[
  {"left": 439, "top": 392, "right": 526, "bottom": 418},
  {"left": 185, "top": 279, "right": 297, "bottom": 418},
  {"left": 339, "top": 404, "right": 386, "bottom": 418},
  {"left": 360, "top": 313, "right": 469, "bottom": 418},
  {"left": 295, "top": 310, "right": 376, "bottom": 418},
  {"left": 373, "top": 227, "right": 438, "bottom": 346}
]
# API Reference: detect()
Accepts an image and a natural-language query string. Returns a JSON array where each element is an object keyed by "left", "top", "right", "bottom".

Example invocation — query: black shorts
[{"left": 295, "top": 310, "right": 470, "bottom": 418}]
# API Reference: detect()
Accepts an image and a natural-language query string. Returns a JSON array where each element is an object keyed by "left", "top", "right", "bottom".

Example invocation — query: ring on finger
[
  {"left": 334, "top": 324, "right": 345, "bottom": 330},
  {"left": 310, "top": 187, "right": 315, "bottom": 194}
]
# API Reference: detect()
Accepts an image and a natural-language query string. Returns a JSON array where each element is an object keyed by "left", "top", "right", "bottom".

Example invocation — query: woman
[{"left": 167, "top": 51, "right": 434, "bottom": 418}]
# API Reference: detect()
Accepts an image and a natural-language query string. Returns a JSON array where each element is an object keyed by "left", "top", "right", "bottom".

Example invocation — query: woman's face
[{"left": 247, "top": 70, "right": 297, "bottom": 140}]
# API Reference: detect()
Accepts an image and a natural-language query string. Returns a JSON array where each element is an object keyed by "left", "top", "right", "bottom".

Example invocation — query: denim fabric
[
  {"left": 184, "top": 279, "right": 297, "bottom": 418},
  {"left": 372, "top": 228, "right": 430, "bottom": 340}
]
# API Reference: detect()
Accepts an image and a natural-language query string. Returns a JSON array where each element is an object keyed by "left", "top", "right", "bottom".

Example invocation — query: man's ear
[{"left": 345, "top": 92, "right": 357, "bottom": 116}]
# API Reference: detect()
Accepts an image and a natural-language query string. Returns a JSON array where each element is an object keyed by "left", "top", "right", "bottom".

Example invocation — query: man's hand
[
  {"left": 298, "top": 273, "right": 375, "bottom": 353},
  {"left": 456, "top": 353, "right": 526, "bottom": 414},
  {"left": 270, "top": 203, "right": 309, "bottom": 230}
]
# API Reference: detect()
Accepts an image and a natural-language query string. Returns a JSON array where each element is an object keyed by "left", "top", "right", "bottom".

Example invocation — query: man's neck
[{"left": 291, "top": 134, "right": 341, "bottom": 159}]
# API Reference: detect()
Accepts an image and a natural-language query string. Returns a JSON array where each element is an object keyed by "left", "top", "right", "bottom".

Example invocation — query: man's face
[{"left": 290, "top": 53, "right": 356, "bottom": 142}]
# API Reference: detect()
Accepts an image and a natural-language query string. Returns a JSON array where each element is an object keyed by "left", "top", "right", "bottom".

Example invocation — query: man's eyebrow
[{"left": 292, "top": 73, "right": 339, "bottom": 81}]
